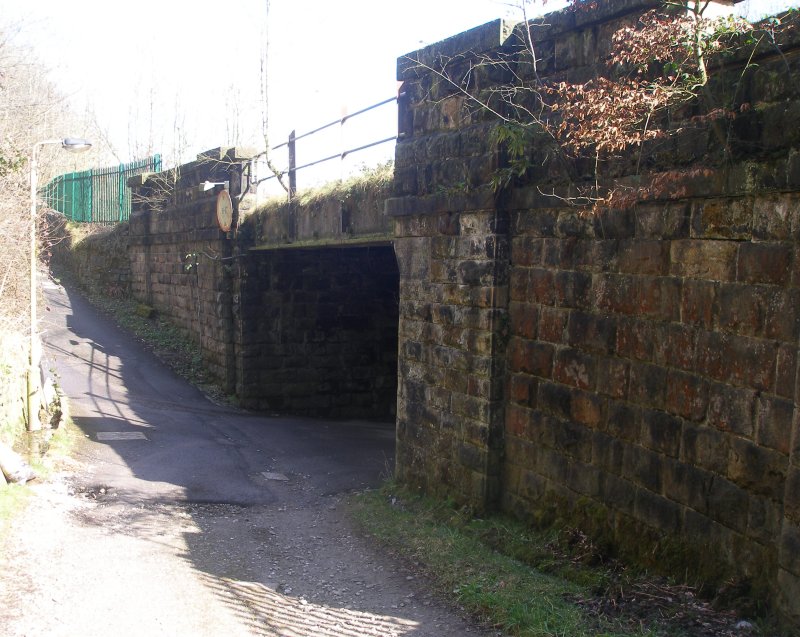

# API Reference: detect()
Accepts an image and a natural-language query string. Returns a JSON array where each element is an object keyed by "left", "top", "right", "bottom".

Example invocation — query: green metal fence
[{"left": 42, "top": 154, "right": 161, "bottom": 224}]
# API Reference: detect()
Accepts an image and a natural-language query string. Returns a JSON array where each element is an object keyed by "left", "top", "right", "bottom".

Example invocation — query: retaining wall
[{"left": 387, "top": 0, "right": 800, "bottom": 621}]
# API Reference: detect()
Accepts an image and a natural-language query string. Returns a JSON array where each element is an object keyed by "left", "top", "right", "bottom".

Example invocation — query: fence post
[
  {"left": 288, "top": 130, "right": 297, "bottom": 200},
  {"left": 87, "top": 169, "right": 94, "bottom": 223},
  {"left": 118, "top": 164, "right": 125, "bottom": 222}
]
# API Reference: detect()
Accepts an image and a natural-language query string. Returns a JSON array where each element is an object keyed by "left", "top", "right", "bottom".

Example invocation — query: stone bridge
[{"left": 62, "top": 0, "right": 800, "bottom": 624}]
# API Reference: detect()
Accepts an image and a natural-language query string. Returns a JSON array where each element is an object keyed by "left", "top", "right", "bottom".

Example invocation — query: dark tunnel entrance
[{"left": 238, "top": 243, "right": 399, "bottom": 421}]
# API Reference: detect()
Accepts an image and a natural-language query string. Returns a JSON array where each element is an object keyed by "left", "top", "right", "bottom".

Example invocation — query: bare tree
[
  {"left": 0, "top": 19, "right": 103, "bottom": 436},
  {"left": 258, "top": 0, "right": 289, "bottom": 194}
]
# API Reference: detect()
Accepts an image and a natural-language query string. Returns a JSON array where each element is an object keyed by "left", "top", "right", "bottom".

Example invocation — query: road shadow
[{"left": 39, "top": 283, "right": 477, "bottom": 636}]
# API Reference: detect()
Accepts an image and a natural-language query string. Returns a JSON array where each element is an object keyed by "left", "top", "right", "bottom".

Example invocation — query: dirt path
[{"left": 1, "top": 461, "right": 496, "bottom": 637}]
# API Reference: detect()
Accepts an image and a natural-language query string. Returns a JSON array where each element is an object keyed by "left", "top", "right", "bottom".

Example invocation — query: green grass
[
  {"left": 0, "top": 481, "right": 32, "bottom": 540},
  {"left": 255, "top": 161, "right": 393, "bottom": 212},
  {"left": 350, "top": 482, "right": 658, "bottom": 637},
  {"left": 0, "top": 420, "right": 75, "bottom": 540}
]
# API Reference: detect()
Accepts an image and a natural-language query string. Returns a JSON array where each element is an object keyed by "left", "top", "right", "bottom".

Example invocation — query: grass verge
[
  {"left": 0, "top": 482, "right": 32, "bottom": 540},
  {"left": 351, "top": 482, "right": 652, "bottom": 637},
  {"left": 0, "top": 418, "right": 77, "bottom": 540},
  {"left": 351, "top": 482, "right": 784, "bottom": 637}
]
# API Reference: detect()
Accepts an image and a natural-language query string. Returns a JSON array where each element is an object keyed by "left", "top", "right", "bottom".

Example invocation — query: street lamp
[{"left": 28, "top": 137, "right": 92, "bottom": 431}]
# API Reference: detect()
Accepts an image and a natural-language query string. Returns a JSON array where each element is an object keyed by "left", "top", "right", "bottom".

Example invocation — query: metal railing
[
  {"left": 268, "top": 95, "right": 399, "bottom": 198},
  {"left": 42, "top": 154, "right": 162, "bottom": 223}
]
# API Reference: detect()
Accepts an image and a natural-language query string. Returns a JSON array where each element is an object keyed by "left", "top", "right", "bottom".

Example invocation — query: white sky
[{"left": 2, "top": 0, "right": 796, "bottom": 189}]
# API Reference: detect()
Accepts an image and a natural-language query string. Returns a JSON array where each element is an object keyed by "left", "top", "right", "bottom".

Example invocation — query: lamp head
[{"left": 61, "top": 138, "right": 92, "bottom": 153}]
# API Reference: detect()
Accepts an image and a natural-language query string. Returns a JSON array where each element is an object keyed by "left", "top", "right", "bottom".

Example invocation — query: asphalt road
[
  {"left": 0, "top": 278, "right": 495, "bottom": 636},
  {"left": 41, "top": 280, "right": 395, "bottom": 506}
]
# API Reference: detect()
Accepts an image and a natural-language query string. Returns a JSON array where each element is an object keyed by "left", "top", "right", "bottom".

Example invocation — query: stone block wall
[
  {"left": 48, "top": 214, "right": 132, "bottom": 299},
  {"left": 128, "top": 199, "right": 235, "bottom": 389},
  {"left": 393, "top": 209, "right": 508, "bottom": 504},
  {"left": 388, "top": 0, "right": 800, "bottom": 623},
  {"left": 127, "top": 147, "right": 251, "bottom": 392},
  {"left": 502, "top": 194, "right": 800, "bottom": 607},
  {"left": 238, "top": 245, "right": 399, "bottom": 419}
]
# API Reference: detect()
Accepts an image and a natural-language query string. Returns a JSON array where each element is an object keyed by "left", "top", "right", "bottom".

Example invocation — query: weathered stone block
[
  {"left": 537, "top": 446, "right": 570, "bottom": 484},
  {"left": 509, "top": 269, "right": 530, "bottom": 301},
  {"left": 634, "top": 489, "right": 682, "bottom": 533},
  {"left": 780, "top": 523, "right": 800, "bottom": 576},
  {"left": 513, "top": 209, "right": 558, "bottom": 237},
  {"left": 553, "top": 418, "right": 593, "bottom": 463},
  {"left": 775, "top": 344, "right": 798, "bottom": 400},
  {"left": 737, "top": 242, "right": 793, "bottom": 286},
  {"left": 728, "top": 438, "right": 788, "bottom": 500},
  {"left": 508, "top": 372, "right": 537, "bottom": 407},
  {"left": 691, "top": 198, "right": 753, "bottom": 240},
  {"left": 680, "top": 279, "right": 717, "bottom": 328},
  {"left": 592, "top": 431, "right": 625, "bottom": 473},
  {"left": 591, "top": 207, "right": 636, "bottom": 240},
  {"left": 756, "top": 395, "right": 795, "bottom": 455},
  {"left": 786, "top": 467, "right": 800, "bottom": 525},
  {"left": 706, "top": 476, "right": 749, "bottom": 533},
  {"left": 776, "top": 569, "right": 800, "bottom": 627},
  {"left": 511, "top": 236, "right": 544, "bottom": 267},
  {"left": 666, "top": 370, "right": 708, "bottom": 421},
  {"left": 635, "top": 203, "right": 690, "bottom": 239},
  {"left": 567, "top": 311, "right": 617, "bottom": 354},
  {"left": 707, "top": 382, "right": 755, "bottom": 437},
  {"left": 615, "top": 318, "right": 655, "bottom": 362},
  {"left": 718, "top": 283, "right": 767, "bottom": 337},
  {"left": 607, "top": 401, "right": 641, "bottom": 442},
  {"left": 616, "top": 239, "right": 670, "bottom": 275},
  {"left": 570, "top": 389, "right": 606, "bottom": 429},
  {"left": 553, "top": 347, "right": 596, "bottom": 389},
  {"left": 567, "top": 459, "right": 602, "bottom": 497},
  {"left": 752, "top": 194, "right": 798, "bottom": 240},
  {"left": 628, "top": 362, "right": 667, "bottom": 410},
  {"left": 529, "top": 268, "right": 556, "bottom": 305},
  {"left": 641, "top": 410, "right": 682, "bottom": 458},
  {"left": 537, "top": 307, "right": 568, "bottom": 342},
  {"left": 764, "top": 288, "right": 800, "bottom": 343},
  {"left": 670, "top": 240, "right": 738, "bottom": 281},
  {"left": 682, "top": 424, "right": 730, "bottom": 474},
  {"left": 597, "top": 356, "right": 629, "bottom": 399},
  {"left": 593, "top": 273, "right": 639, "bottom": 316},
  {"left": 601, "top": 472, "right": 636, "bottom": 514},
  {"left": 747, "top": 494, "right": 784, "bottom": 544},
  {"left": 654, "top": 323, "right": 696, "bottom": 371},
  {"left": 509, "top": 337, "right": 554, "bottom": 377},
  {"left": 622, "top": 444, "right": 662, "bottom": 492},
  {"left": 554, "top": 270, "right": 592, "bottom": 308},
  {"left": 452, "top": 392, "right": 490, "bottom": 422},
  {"left": 537, "top": 381, "right": 572, "bottom": 421},
  {"left": 510, "top": 301, "right": 538, "bottom": 339},
  {"left": 696, "top": 330, "right": 776, "bottom": 391},
  {"left": 663, "top": 458, "right": 711, "bottom": 513}
]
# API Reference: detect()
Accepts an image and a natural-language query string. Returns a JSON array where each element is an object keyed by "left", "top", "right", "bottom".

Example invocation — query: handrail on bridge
[{"left": 266, "top": 93, "right": 403, "bottom": 199}]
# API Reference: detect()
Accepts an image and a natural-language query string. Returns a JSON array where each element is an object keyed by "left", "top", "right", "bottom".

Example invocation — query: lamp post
[{"left": 28, "top": 137, "right": 92, "bottom": 431}]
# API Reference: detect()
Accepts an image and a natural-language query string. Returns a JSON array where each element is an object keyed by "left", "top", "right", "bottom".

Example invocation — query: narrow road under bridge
[{"left": 0, "top": 279, "right": 494, "bottom": 637}]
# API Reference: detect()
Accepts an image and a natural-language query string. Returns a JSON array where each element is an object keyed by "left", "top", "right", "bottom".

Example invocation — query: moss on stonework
[{"left": 517, "top": 492, "right": 776, "bottom": 614}]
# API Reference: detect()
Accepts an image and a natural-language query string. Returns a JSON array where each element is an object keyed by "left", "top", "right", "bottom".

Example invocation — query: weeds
[{"left": 351, "top": 482, "right": 785, "bottom": 637}]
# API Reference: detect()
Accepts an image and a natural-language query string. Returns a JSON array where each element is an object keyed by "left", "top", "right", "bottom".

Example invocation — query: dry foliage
[
  {"left": 1, "top": 22, "right": 116, "bottom": 307},
  {"left": 408, "top": 0, "right": 791, "bottom": 208},
  {"left": 0, "top": 20, "right": 109, "bottom": 435}
]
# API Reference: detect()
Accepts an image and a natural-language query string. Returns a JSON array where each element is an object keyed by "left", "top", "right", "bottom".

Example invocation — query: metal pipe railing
[{"left": 265, "top": 95, "right": 400, "bottom": 199}]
